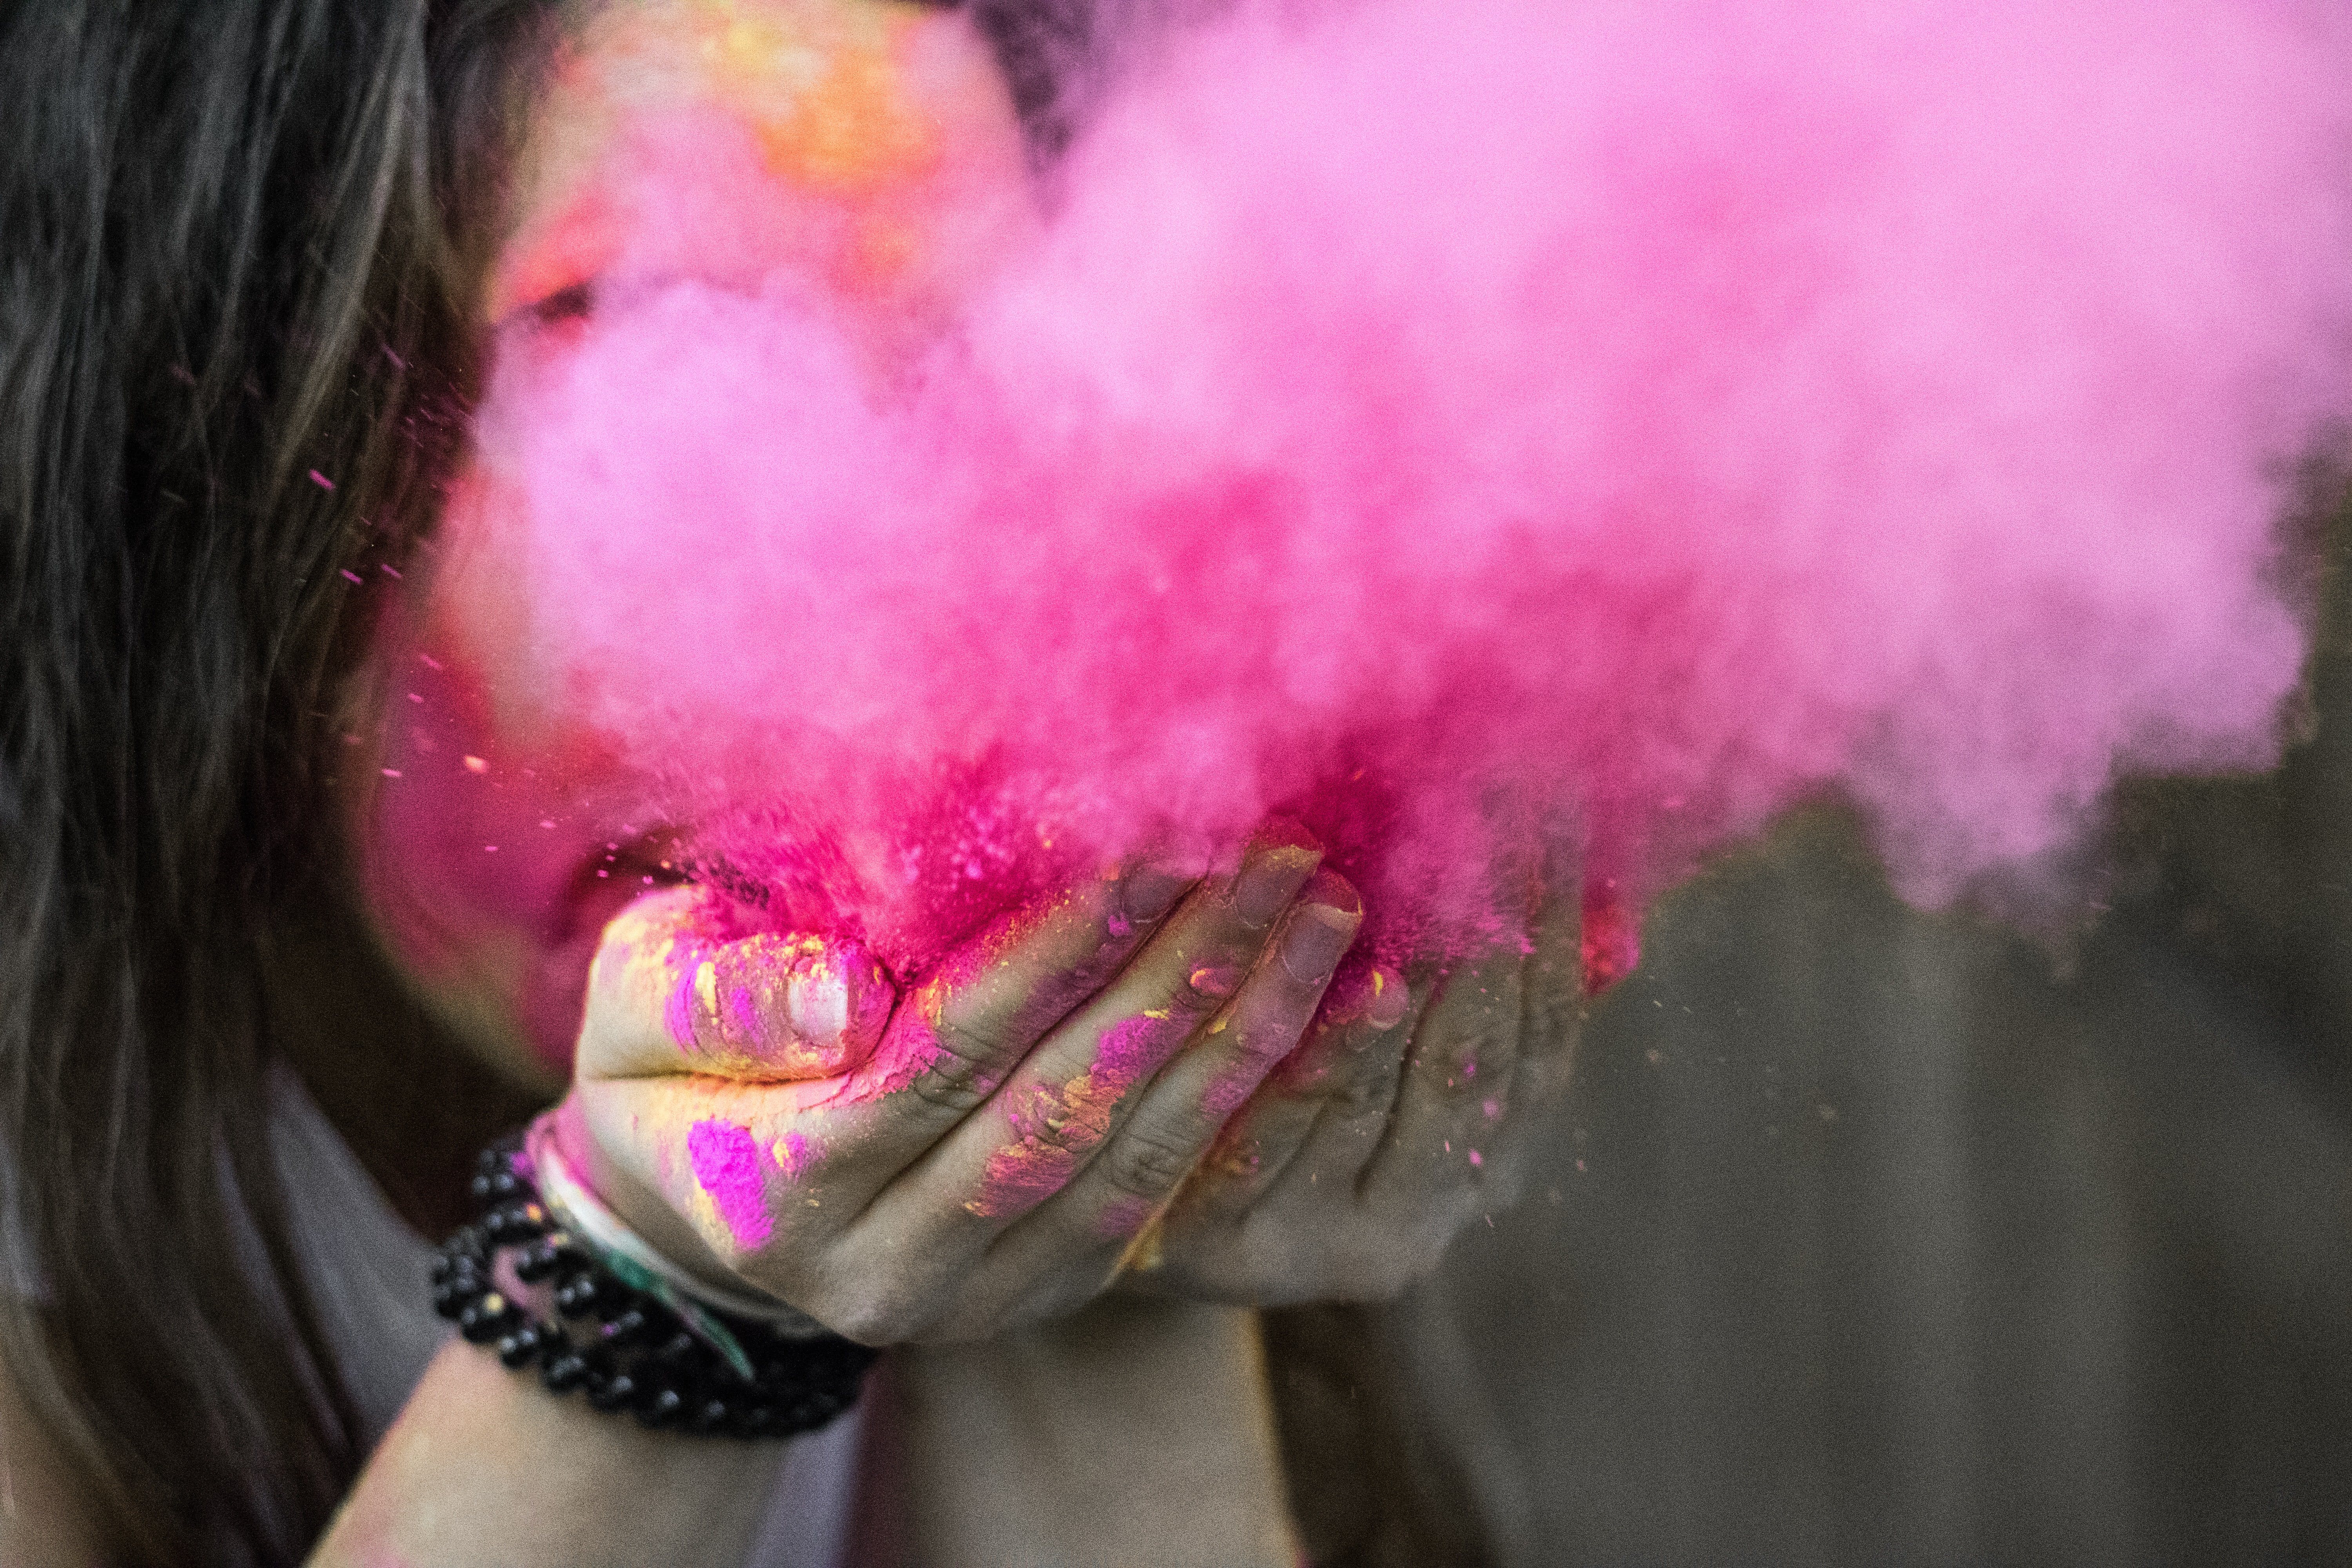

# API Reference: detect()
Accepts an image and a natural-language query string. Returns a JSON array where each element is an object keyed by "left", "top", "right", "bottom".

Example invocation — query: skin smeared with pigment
[
  {"left": 590, "top": 885, "right": 896, "bottom": 1079},
  {"left": 1198, "top": 958, "right": 1399, "bottom": 1122},
  {"left": 490, "top": 0, "right": 1016, "bottom": 351},
  {"left": 799, "top": 916, "right": 1018, "bottom": 1111},
  {"left": 965, "top": 1011, "right": 1190, "bottom": 1218},
  {"left": 675, "top": 929, "right": 894, "bottom": 1078},
  {"left": 1192, "top": 964, "right": 1414, "bottom": 1185},
  {"left": 1093, "top": 1195, "right": 1159, "bottom": 1242},
  {"left": 687, "top": 1116, "right": 777, "bottom": 1250},
  {"left": 812, "top": 869, "right": 1159, "bottom": 1109},
  {"left": 775, "top": 1129, "right": 818, "bottom": 1181}
]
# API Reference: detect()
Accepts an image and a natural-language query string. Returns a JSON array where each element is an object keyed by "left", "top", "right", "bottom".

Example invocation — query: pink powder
[
  {"left": 463, "top": 0, "right": 2352, "bottom": 976},
  {"left": 967, "top": 1011, "right": 1194, "bottom": 1216},
  {"left": 662, "top": 967, "right": 700, "bottom": 1049},
  {"left": 686, "top": 1117, "right": 774, "bottom": 1250},
  {"left": 837, "top": 1017, "right": 948, "bottom": 1103},
  {"left": 1088, "top": 1013, "right": 1174, "bottom": 1094},
  {"left": 1094, "top": 1195, "right": 1158, "bottom": 1241}
]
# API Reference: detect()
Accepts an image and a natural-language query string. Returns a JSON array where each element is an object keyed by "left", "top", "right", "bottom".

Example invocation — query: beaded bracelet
[{"left": 432, "top": 1134, "right": 878, "bottom": 1438}]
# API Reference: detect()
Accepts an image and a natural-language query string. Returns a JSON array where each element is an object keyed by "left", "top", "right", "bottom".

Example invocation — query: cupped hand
[
  {"left": 1125, "top": 858, "right": 1583, "bottom": 1305},
  {"left": 561, "top": 825, "right": 1369, "bottom": 1343}
]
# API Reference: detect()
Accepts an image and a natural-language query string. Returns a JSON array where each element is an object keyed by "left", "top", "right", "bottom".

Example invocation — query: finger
[
  {"left": 984, "top": 871, "right": 1369, "bottom": 1298},
  {"left": 1356, "top": 835, "right": 1566, "bottom": 1196},
  {"left": 873, "top": 822, "right": 1325, "bottom": 1238},
  {"left": 577, "top": 884, "right": 897, "bottom": 1083},
  {"left": 1123, "top": 969, "right": 1423, "bottom": 1308},
  {"left": 1170, "top": 958, "right": 1411, "bottom": 1230},
  {"left": 1522, "top": 846, "right": 1584, "bottom": 1069},
  {"left": 1362, "top": 941, "right": 1526, "bottom": 1201},
  {"left": 826, "top": 849, "right": 1207, "bottom": 1147},
  {"left": 1510, "top": 850, "right": 1585, "bottom": 1114}
]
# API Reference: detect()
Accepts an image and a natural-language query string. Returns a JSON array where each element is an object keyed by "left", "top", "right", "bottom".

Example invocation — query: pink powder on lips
[{"left": 472, "top": 0, "right": 2352, "bottom": 978}]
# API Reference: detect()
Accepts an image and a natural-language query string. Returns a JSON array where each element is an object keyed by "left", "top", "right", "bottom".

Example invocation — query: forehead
[{"left": 490, "top": 0, "right": 1022, "bottom": 318}]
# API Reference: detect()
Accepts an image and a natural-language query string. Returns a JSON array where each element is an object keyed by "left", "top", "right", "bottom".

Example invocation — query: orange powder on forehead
[
  {"left": 492, "top": 1, "right": 950, "bottom": 316},
  {"left": 589, "top": 0, "right": 941, "bottom": 193},
  {"left": 742, "top": 21, "right": 939, "bottom": 192}
]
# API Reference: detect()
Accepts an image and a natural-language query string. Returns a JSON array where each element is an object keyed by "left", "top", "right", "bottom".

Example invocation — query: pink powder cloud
[{"left": 475, "top": 0, "right": 2352, "bottom": 973}]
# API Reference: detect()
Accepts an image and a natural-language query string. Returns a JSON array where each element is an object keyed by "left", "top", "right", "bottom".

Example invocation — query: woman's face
[{"left": 351, "top": 0, "right": 1034, "bottom": 1088}]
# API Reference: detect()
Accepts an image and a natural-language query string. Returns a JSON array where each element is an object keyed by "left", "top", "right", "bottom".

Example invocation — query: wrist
[
  {"left": 432, "top": 1130, "right": 875, "bottom": 1439},
  {"left": 313, "top": 1339, "right": 791, "bottom": 1568},
  {"left": 525, "top": 1115, "right": 825, "bottom": 1334}
]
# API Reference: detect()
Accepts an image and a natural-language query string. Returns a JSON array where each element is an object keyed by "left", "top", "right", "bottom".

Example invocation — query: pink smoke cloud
[{"left": 466, "top": 0, "right": 2352, "bottom": 976}]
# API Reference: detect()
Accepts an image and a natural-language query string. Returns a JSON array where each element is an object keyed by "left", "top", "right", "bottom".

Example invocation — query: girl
[{"left": 0, "top": 2, "right": 1580, "bottom": 1561}]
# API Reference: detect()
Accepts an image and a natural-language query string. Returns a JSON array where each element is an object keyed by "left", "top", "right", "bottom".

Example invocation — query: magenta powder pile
[{"left": 472, "top": 0, "right": 2352, "bottom": 974}]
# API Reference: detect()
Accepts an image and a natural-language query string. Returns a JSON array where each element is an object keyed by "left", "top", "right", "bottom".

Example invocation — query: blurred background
[{"left": 1264, "top": 505, "right": 2352, "bottom": 1567}]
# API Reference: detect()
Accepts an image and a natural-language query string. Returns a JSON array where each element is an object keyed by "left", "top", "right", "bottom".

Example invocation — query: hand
[
  {"left": 1127, "top": 858, "right": 1582, "bottom": 1305},
  {"left": 561, "top": 824, "right": 1370, "bottom": 1343}
]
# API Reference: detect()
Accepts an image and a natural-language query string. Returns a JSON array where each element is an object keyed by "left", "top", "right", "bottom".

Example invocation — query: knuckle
[
  {"left": 1031, "top": 1119, "right": 1101, "bottom": 1164},
  {"left": 1103, "top": 1118, "right": 1205, "bottom": 1200},
  {"left": 904, "top": 1014, "right": 1014, "bottom": 1114},
  {"left": 906, "top": 1066, "right": 988, "bottom": 1117},
  {"left": 998, "top": 1085, "right": 1112, "bottom": 1167}
]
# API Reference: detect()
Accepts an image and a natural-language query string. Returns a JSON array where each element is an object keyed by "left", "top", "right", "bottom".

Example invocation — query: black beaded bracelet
[{"left": 432, "top": 1134, "right": 878, "bottom": 1439}]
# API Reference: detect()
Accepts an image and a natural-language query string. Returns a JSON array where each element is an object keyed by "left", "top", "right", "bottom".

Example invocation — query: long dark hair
[{"left": 0, "top": 1, "right": 555, "bottom": 1559}]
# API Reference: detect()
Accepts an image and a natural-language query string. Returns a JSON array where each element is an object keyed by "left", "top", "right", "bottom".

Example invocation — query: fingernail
[
  {"left": 1254, "top": 818, "right": 1323, "bottom": 857},
  {"left": 1364, "top": 965, "right": 1410, "bottom": 1030},
  {"left": 1280, "top": 904, "right": 1359, "bottom": 984},
  {"left": 794, "top": 939, "right": 896, "bottom": 1058},
  {"left": 708, "top": 935, "right": 897, "bottom": 1076},
  {"left": 1298, "top": 867, "right": 1360, "bottom": 917},
  {"left": 1234, "top": 821, "right": 1323, "bottom": 928},
  {"left": 1118, "top": 866, "right": 1191, "bottom": 928}
]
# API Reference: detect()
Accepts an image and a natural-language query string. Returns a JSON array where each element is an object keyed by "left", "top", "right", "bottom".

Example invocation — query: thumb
[{"left": 576, "top": 882, "right": 897, "bottom": 1083}]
